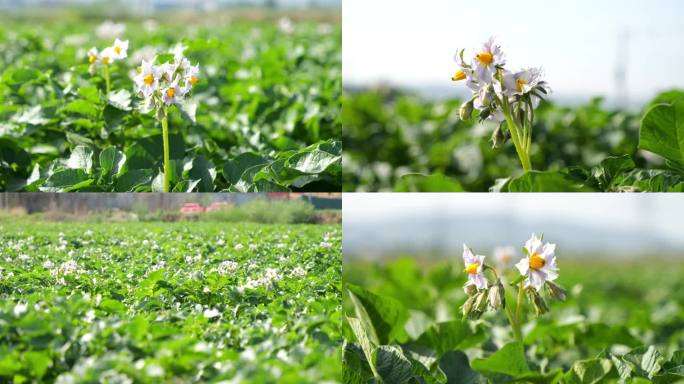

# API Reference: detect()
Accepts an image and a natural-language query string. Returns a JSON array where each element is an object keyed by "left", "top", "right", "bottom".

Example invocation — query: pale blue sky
[{"left": 343, "top": 0, "right": 684, "bottom": 104}]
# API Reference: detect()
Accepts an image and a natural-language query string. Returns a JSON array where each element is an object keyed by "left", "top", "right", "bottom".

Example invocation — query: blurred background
[
  {"left": 343, "top": 0, "right": 684, "bottom": 109},
  {"left": 344, "top": 193, "right": 684, "bottom": 260},
  {"left": 0, "top": 192, "right": 341, "bottom": 223}
]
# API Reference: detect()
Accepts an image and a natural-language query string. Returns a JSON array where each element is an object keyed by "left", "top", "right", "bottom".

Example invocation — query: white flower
[
  {"left": 96, "top": 20, "right": 126, "bottom": 40},
  {"left": 43, "top": 260, "right": 54, "bottom": 269},
  {"left": 494, "top": 246, "right": 516, "bottom": 268},
  {"left": 292, "top": 266, "right": 306, "bottom": 277},
  {"left": 87, "top": 47, "right": 99, "bottom": 65},
  {"left": 110, "top": 38, "right": 129, "bottom": 61},
  {"left": 134, "top": 59, "right": 160, "bottom": 99},
  {"left": 161, "top": 77, "right": 183, "bottom": 105},
  {"left": 471, "top": 36, "right": 505, "bottom": 84},
  {"left": 515, "top": 233, "right": 559, "bottom": 291},
  {"left": 501, "top": 67, "right": 543, "bottom": 96},
  {"left": 234, "top": 243, "right": 244, "bottom": 251},
  {"left": 452, "top": 50, "right": 482, "bottom": 92},
  {"left": 462, "top": 244, "right": 488, "bottom": 290},
  {"left": 100, "top": 47, "right": 115, "bottom": 65},
  {"left": 203, "top": 308, "right": 221, "bottom": 319},
  {"left": 184, "top": 63, "right": 200, "bottom": 88},
  {"left": 216, "top": 260, "right": 239, "bottom": 276},
  {"left": 13, "top": 302, "right": 28, "bottom": 317}
]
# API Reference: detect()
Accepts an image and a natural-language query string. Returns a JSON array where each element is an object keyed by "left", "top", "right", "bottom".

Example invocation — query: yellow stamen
[
  {"left": 476, "top": 52, "right": 493, "bottom": 65},
  {"left": 516, "top": 78, "right": 527, "bottom": 92},
  {"left": 464, "top": 262, "right": 480, "bottom": 275},
  {"left": 114, "top": 46, "right": 121, "bottom": 54},
  {"left": 166, "top": 88, "right": 175, "bottom": 98},
  {"left": 143, "top": 74, "right": 154, "bottom": 85},
  {"left": 452, "top": 69, "right": 466, "bottom": 82},
  {"left": 190, "top": 75, "right": 198, "bottom": 85},
  {"left": 101, "top": 56, "right": 110, "bottom": 65},
  {"left": 529, "top": 254, "right": 545, "bottom": 270},
  {"left": 89, "top": 55, "right": 97, "bottom": 64},
  {"left": 137, "top": 66, "right": 142, "bottom": 74}
]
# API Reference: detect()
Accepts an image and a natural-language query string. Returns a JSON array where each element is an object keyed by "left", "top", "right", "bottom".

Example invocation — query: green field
[
  {"left": 343, "top": 89, "right": 684, "bottom": 192},
  {"left": 343, "top": 256, "right": 684, "bottom": 383},
  {"left": 0, "top": 220, "right": 342, "bottom": 383},
  {"left": 0, "top": 13, "right": 341, "bottom": 192}
]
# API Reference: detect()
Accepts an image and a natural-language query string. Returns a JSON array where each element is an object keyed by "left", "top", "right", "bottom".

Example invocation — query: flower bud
[
  {"left": 474, "top": 289, "right": 488, "bottom": 312},
  {"left": 488, "top": 279, "right": 506, "bottom": 310},
  {"left": 459, "top": 99, "right": 474, "bottom": 120},
  {"left": 461, "top": 293, "right": 477, "bottom": 317},
  {"left": 527, "top": 288, "right": 549, "bottom": 316},
  {"left": 464, "top": 284, "right": 477, "bottom": 296},
  {"left": 545, "top": 281, "right": 567, "bottom": 302},
  {"left": 491, "top": 122, "right": 505, "bottom": 149}
]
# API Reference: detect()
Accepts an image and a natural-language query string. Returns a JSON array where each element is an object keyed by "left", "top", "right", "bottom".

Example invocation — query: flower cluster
[
  {"left": 461, "top": 233, "right": 564, "bottom": 321},
  {"left": 452, "top": 37, "right": 550, "bottom": 171},
  {"left": 87, "top": 38, "right": 129, "bottom": 75},
  {"left": 134, "top": 50, "right": 200, "bottom": 114}
]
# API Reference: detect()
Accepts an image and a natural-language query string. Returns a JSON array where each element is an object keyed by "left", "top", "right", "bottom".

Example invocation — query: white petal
[{"left": 515, "top": 258, "right": 529, "bottom": 275}]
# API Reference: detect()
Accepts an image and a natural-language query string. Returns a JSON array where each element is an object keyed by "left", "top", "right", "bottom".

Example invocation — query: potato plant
[{"left": 0, "top": 221, "right": 342, "bottom": 382}]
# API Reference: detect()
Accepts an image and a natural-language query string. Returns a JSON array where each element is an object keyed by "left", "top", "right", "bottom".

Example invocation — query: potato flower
[
  {"left": 451, "top": 37, "right": 550, "bottom": 171},
  {"left": 463, "top": 244, "right": 488, "bottom": 290},
  {"left": 133, "top": 50, "right": 200, "bottom": 192},
  {"left": 515, "top": 233, "right": 559, "bottom": 291},
  {"left": 86, "top": 38, "right": 130, "bottom": 93}
]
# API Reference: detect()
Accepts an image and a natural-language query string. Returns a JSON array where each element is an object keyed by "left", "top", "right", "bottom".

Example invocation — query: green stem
[
  {"left": 515, "top": 281, "right": 525, "bottom": 326},
  {"left": 505, "top": 306, "right": 522, "bottom": 342},
  {"left": 501, "top": 99, "right": 531, "bottom": 172},
  {"left": 161, "top": 112, "right": 170, "bottom": 192},
  {"left": 103, "top": 64, "right": 111, "bottom": 95}
]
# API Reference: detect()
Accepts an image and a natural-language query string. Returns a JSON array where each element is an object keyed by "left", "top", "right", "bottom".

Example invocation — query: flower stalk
[
  {"left": 161, "top": 110, "right": 170, "bottom": 192},
  {"left": 103, "top": 64, "right": 111, "bottom": 94}
]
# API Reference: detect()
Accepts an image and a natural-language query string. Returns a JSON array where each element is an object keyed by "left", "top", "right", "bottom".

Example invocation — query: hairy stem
[
  {"left": 161, "top": 112, "right": 171, "bottom": 192},
  {"left": 103, "top": 64, "right": 111, "bottom": 95}
]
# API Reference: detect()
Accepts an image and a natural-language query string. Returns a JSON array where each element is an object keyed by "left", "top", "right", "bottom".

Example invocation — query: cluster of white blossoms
[
  {"left": 452, "top": 37, "right": 549, "bottom": 124},
  {"left": 216, "top": 260, "right": 239, "bottom": 276},
  {"left": 134, "top": 49, "right": 200, "bottom": 113},
  {"left": 87, "top": 38, "right": 129, "bottom": 74},
  {"left": 461, "top": 233, "right": 564, "bottom": 319},
  {"left": 50, "top": 259, "right": 81, "bottom": 285}
]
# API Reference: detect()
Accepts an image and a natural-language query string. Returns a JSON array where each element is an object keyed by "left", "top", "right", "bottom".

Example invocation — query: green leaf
[
  {"left": 115, "top": 170, "right": 153, "bottom": 192},
  {"left": 591, "top": 155, "right": 635, "bottom": 190},
  {"left": 395, "top": 173, "right": 465, "bottom": 192},
  {"left": 223, "top": 153, "right": 269, "bottom": 185},
  {"left": 66, "top": 145, "right": 94, "bottom": 172},
  {"left": 346, "top": 316, "right": 379, "bottom": 379},
  {"left": 23, "top": 351, "right": 52, "bottom": 379},
  {"left": 639, "top": 100, "right": 684, "bottom": 169},
  {"left": 287, "top": 144, "right": 341, "bottom": 174},
  {"left": 107, "top": 89, "right": 132, "bottom": 111},
  {"left": 471, "top": 341, "right": 529, "bottom": 377},
  {"left": 622, "top": 346, "right": 666, "bottom": 379},
  {"left": 415, "top": 320, "right": 472, "bottom": 358},
  {"left": 374, "top": 345, "right": 413, "bottom": 384},
  {"left": 563, "top": 358, "right": 613, "bottom": 384},
  {"left": 347, "top": 284, "right": 409, "bottom": 344},
  {"left": 2, "top": 67, "right": 43, "bottom": 86},
  {"left": 508, "top": 171, "right": 595, "bottom": 192},
  {"left": 185, "top": 156, "right": 216, "bottom": 192},
  {"left": 39, "top": 169, "right": 93, "bottom": 192},
  {"left": 62, "top": 99, "right": 100, "bottom": 118},
  {"left": 99, "top": 147, "right": 126, "bottom": 177},
  {"left": 125, "top": 134, "right": 185, "bottom": 170},
  {"left": 439, "top": 351, "right": 481, "bottom": 384}
]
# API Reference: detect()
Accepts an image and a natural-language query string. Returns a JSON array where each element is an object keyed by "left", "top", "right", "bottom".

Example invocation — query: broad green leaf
[
  {"left": 639, "top": 100, "right": 684, "bottom": 168},
  {"left": 66, "top": 145, "right": 94, "bottom": 172},
  {"left": 415, "top": 320, "right": 472, "bottom": 358},
  {"left": 115, "top": 170, "right": 153, "bottom": 192},
  {"left": 39, "top": 169, "right": 93, "bottom": 192},
  {"left": 346, "top": 317, "right": 379, "bottom": 379},
  {"left": 2, "top": 67, "right": 43, "bottom": 86},
  {"left": 99, "top": 147, "right": 126, "bottom": 177},
  {"left": 471, "top": 341, "right": 529, "bottom": 377},
  {"left": 374, "top": 345, "right": 413, "bottom": 384},
  {"left": 62, "top": 99, "right": 100, "bottom": 118},
  {"left": 591, "top": 155, "right": 635, "bottom": 190},
  {"left": 223, "top": 153, "right": 269, "bottom": 185},
  {"left": 125, "top": 134, "right": 185, "bottom": 170},
  {"left": 107, "top": 89, "right": 132, "bottom": 111},
  {"left": 185, "top": 156, "right": 216, "bottom": 192},
  {"left": 23, "top": 351, "right": 52, "bottom": 379},
  {"left": 563, "top": 358, "right": 612, "bottom": 384},
  {"left": 508, "top": 171, "right": 595, "bottom": 192},
  {"left": 347, "top": 284, "right": 409, "bottom": 344},
  {"left": 439, "top": 351, "right": 482, "bottom": 384},
  {"left": 395, "top": 173, "right": 464, "bottom": 192}
]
